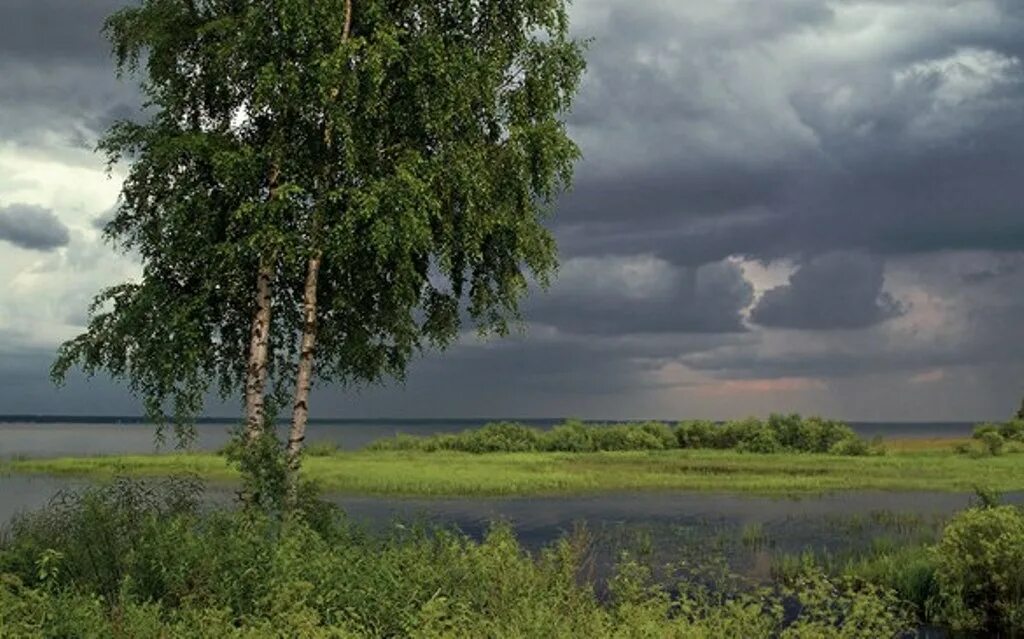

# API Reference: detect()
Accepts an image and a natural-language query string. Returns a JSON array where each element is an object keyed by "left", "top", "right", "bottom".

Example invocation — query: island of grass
[{"left": 7, "top": 416, "right": 1024, "bottom": 497}]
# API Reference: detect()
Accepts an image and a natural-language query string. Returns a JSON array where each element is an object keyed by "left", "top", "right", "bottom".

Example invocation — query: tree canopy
[{"left": 53, "top": 0, "right": 586, "bottom": 493}]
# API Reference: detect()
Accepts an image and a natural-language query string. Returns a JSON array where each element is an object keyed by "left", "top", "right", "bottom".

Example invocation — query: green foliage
[
  {"left": 459, "top": 422, "right": 542, "bottom": 453},
  {"left": 51, "top": 0, "right": 586, "bottom": 451},
  {"left": 972, "top": 420, "right": 1024, "bottom": 458},
  {"left": 974, "top": 426, "right": 1006, "bottom": 456},
  {"left": 675, "top": 420, "right": 718, "bottom": 449},
  {"left": 15, "top": 444, "right": 1024, "bottom": 496},
  {"left": 0, "top": 480, "right": 914, "bottom": 638},
  {"left": 0, "top": 477, "right": 204, "bottom": 600},
  {"left": 930, "top": 505, "right": 1024, "bottom": 634},
  {"left": 589, "top": 424, "right": 666, "bottom": 452},
  {"left": 735, "top": 427, "right": 782, "bottom": 454},
  {"left": 636, "top": 421, "right": 677, "bottom": 449},
  {"left": 994, "top": 419, "right": 1024, "bottom": 442},
  {"left": 368, "top": 415, "right": 873, "bottom": 456},
  {"left": 539, "top": 420, "right": 595, "bottom": 452},
  {"left": 840, "top": 545, "right": 939, "bottom": 619},
  {"left": 303, "top": 441, "right": 341, "bottom": 458},
  {"left": 828, "top": 438, "right": 871, "bottom": 456}
]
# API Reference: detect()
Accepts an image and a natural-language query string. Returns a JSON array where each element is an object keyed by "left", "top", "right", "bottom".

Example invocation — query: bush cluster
[
  {"left": 0, "top": 479, "right": 913, "bottom": 638},
  {"left": 367, "top": 414, "right": 876, "bottom": 456},
  {"left": 930, "top": 504, "right": 1024, "bottom": 634},
  {"left": 968, "top": 420, "right": 1024, "bottom": 456},
  {"left": 833, "top": 501, "right": 1024, "bottom": 636}
]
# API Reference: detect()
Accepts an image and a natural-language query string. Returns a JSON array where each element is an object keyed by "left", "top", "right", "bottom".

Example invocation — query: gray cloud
[
  {"left": 525, "top": 257, "right": 753, "bottom": 335},
  {"left": 4, "top": 0, "right": 1024, "bottom": 419},
  {"left": 750, "top": 253, "right": 904, "bottom": 330},
  {"left": 0, "top": 204, "right": 70, "bottom": 251},
  {"left": 0, "top": 0, "right": 139, "bottom": 146},
  {"left": 0, "top": 0, "right": 124, "bottom": 64},
  {"left": 558, "top": 1, "right": 1024, "bottom": 268}
]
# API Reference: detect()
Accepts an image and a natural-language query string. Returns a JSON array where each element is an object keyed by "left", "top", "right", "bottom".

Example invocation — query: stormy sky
[{"left": 2, "top": 0, "right": 1023, "bottom": 421}]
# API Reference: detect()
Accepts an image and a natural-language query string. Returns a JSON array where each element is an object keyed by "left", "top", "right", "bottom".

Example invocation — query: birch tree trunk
[
  {"left": 244, "top": 264, "right": 273, "bottom": 441},
  {"left": 284, "top": 0, "right": 351, "bottom": 504},
  {"left": 244, "top": 166, "right": 279, "bottom": 442},
  {"left": 286, "top": 252, "right": 321, "bottom": 500}
]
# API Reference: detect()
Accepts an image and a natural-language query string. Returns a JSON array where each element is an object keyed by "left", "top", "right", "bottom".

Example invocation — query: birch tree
[{"left": 53, "top": 0, "right": 585, "bottom": 504}]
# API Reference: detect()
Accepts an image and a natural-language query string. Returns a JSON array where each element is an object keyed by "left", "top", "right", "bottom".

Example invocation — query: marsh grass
[
  {"left": 740, "top": 523, "right": 773, "bottom": 551},
  {"left": 7, "top": 445, "right": 1024, "bottom": 497},
  {"left": 0, "top": 479, "right": 918, "bottom": 638}
]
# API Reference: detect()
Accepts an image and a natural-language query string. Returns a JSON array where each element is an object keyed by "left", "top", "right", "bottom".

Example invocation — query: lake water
[
  {"left": 0, "top": 419, "right": 1007, "bottom": 638},
  {"left": 4, "top": 473, "right": 1020, "bottom": 586},
  {"left": 0, "top": 417, "right": 977, "bottom": 459},
  {"left": 0, "top": 417, "right": 997, "bottom": 582}
]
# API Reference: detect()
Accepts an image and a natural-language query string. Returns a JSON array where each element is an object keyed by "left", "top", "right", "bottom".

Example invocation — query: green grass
[{"left": 6, "top": 445, "right": 1024, "bottom": 497}]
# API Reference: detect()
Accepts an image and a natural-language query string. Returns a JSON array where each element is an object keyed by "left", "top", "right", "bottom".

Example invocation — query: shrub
[
  {"left": 842, "top": 545, "right": 939, "bottom": 617},
  {"left": 540, "top": 420, "right": 595, "bottom": 452},
  {"left": 362, "top": 416, "right": 871, "bottom": 456},
  {"left": 735, "top": 428, "right": 782, "bottom": 454},
  {"left": 714, "top": 418, "right": 765, "bottom": 450},
  {"left": 829, "top": 438, "right": 871, "bottom": 456},
  {"left": 801, "top": 416, "right": 859, "bottom": 453},
  {"left": 0, "top": 477, "right": 204, "bottom": 600},
  {"left": 999, "top": 419, "right": 1024, "bottom": 443},
  {"left": 459, "top": 422, "right": 542, "bottom": 453},
  {"left": 590, "top": 424, "right": 666, "bottom": 451},
  {"left": 975, "top": 429, "right": 1005, "bottom": 456},
  {"left": 636, "top": 421, "right": 676, "bottom": 449},
  {"left": 930, "top": 505, "right": 1024, "bottom": 634},
  {"left": 767, "top": 413, "right": 805, "bottom": 449},
  {"left": 674, "top": 420, "right": 718, "bottom": 449}
]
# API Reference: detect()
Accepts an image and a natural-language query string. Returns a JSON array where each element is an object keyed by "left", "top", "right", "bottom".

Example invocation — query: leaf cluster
[{"left": 53, "top": 0, "right": 586, "bottom": 435}]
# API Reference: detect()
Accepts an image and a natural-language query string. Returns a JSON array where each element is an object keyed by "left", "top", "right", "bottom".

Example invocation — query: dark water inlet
[{"left": 3, "top": 473, "right": 1019, "bottom": 552}]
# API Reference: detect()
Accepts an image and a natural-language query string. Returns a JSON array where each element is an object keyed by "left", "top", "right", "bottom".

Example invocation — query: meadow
[{"left": 7, "top": 442, "right": 1023, "bottom": 497}]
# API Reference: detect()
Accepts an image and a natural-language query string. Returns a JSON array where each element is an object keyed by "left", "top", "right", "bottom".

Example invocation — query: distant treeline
[{"left": 367, "top": 414, "right": 878, "bottom": 456}]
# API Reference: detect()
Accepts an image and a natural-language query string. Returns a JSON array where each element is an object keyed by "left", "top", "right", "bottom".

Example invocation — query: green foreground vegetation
[
  {"left": 8, "top": 444, "right": 1024, "bottom": 497},
  {"left": 2, "top": 479, "right": 1023, "bottom": 637}
]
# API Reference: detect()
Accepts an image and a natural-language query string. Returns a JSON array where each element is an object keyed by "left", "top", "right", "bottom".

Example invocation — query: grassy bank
[{"left": 7, "top": 442, "right": 1023, "bottom": 497}]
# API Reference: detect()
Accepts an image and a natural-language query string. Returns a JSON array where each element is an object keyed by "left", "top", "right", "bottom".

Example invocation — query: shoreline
[{"left": 5, "top": 438, "right": 1021, "bottom": 498}]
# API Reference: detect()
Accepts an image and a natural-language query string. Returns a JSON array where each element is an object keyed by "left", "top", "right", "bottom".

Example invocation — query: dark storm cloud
[
  {"left": 559, "top": 1, "right": 1024, "bottom": 267},
  {"left": 682, "top": 259, "right": 1024, "bottom": 383},
  {"left": 525, "top": 258, "right": 753, "bottom": 335},
  {"left": 0, "top": 0, "right": 139, "bottom": 144},
  {"left": 0, "top": 0, "right": 125, "bottom": 63},
  {"left": 0, "top": 205, "right": 70, "bottom": 251},
  {"left": 750, "top": 253, "right": 904, "bottom": 330},
  {"left": 5, "top": 0, "right": 1024, "bottom": 418}
]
